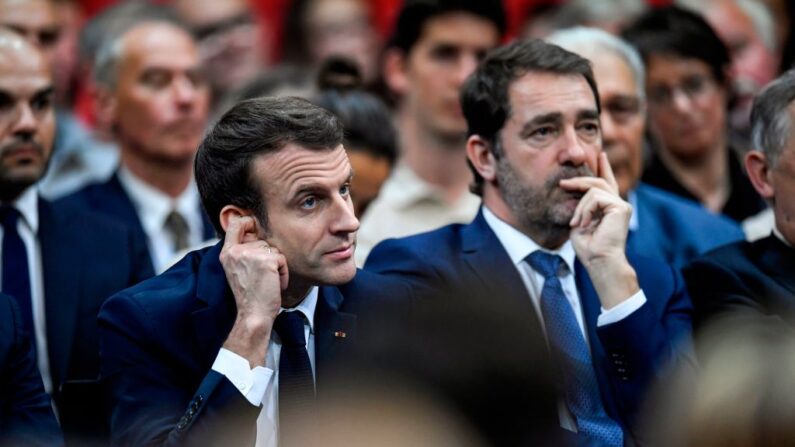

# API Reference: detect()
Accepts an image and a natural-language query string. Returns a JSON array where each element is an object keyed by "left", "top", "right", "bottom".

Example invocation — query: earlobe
[
  {"left": 382, "top": 49, "right": 409, "bottom": 95},
  {"left": 745, "top": 150, "right": 775, "bottom": 200},
  {"left": 466, "top": 135, "right": 497, "bottom": 182}
]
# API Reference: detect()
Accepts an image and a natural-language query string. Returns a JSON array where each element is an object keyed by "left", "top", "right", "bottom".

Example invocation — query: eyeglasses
[{"left": 647, "top": 74, "right": 716, "bottom": 108}]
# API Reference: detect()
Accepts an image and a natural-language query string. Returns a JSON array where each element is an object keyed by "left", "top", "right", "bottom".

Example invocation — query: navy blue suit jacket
[
  {"left": 59, "top": 172, "right": 215, "bottom": 272},
  {"left": 0, "top": 293, "right": 63, "bottom": 447},
  {"left": 37, "top": 197, "right": 153, "bottom": 440},
  {"left": 628, "top": 183, "right": 745, "bottom": 269},
  {"left": 98, "top": 241, "right": 411, "bottom": 446},
  {"left": 365, "top": 210, "right": 694, "bottom": 445}
]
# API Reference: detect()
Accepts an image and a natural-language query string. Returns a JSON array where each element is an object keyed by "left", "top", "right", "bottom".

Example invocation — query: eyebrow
[
  {"left": 33, "top": 86, "right": 55, "bottom": 99},
  {"left": 520, "top": 112, "right": 562, "bottom": 136},
  {"left": 577, "top": 109, "right": 600, "bottom": 121}
]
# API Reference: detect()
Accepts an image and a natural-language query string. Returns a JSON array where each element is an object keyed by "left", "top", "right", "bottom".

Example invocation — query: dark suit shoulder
[{"left": 365, "top": 223, "right": 467, "bottom": 273}]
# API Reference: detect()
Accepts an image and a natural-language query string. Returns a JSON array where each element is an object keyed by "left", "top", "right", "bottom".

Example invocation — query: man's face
[
  {"left": 769, "top": 106, "right": 795, "bottom": 245},
  {"left": 111, "top": 24, "right": 210, "bottom": 166},
  {"left": 494, "top": 72, "right": 600, "bottom": 234},
  {"left": 590, "top": 51, "right": 645, "bottom": 198},
  {"left": 0, "top": 42, "right": 55, "bottom": 198},
  {"left": 254, "top": 144, "right": 359, "bottom": 286},
  {"left": 645, "top": 54, "right": 727, "bottom": 160},
  {"left": 396, "top": 12, "right": 499, "bottom": 141},
  {"left": 0, "top": 0, "right": 59, "bottom": 68}
]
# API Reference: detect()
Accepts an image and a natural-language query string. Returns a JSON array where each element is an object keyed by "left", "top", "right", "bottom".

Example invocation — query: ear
[
  {"left": 745, "top": 150, "right": 775, "bottom": 200},
  {"left": 92, "top": 85, "right": 117, "bottom": 135},
  {"left": 220, "top": 205, "right": 262, "bottom": 242},
  {"left": 466, "top": 134, "right": 498, "bottom": 183},
  {"left": 382, "top": 48, "right": 410, "bottom": 96}
]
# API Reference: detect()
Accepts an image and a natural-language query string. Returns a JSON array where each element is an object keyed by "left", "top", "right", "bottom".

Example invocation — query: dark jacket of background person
[
  {"left": 98, "top": 242, "right": 411, "bottom": 446},
  {"left": 0, "top": 293, "right": 63, "bottom": 447}
]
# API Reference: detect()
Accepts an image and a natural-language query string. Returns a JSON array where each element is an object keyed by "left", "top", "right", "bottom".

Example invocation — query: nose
[
  {"left": 12, "top": 103, "right": 39, "bottom": 136},
  {"left": 600, "top": 114, "right": 617, "bottom": 149},
  {"left": 670, "top": 88, "right": 693, "bottom": 113},
  {"left": 173, "top": 76, "right": 197, "bottom": 108},
  {"left": 330, "top": 195, "right": 360, "bottom": 236},
  {"left": 454, "top": 52, "right": 479, "bottom": 87},
  {"left": 559, "top": 127, "right": 588, "bottom": 166}
]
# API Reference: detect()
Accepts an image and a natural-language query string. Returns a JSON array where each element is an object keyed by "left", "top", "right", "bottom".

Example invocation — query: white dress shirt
[
  {"left": 117, "top": 167, "right": 205, "bottom": 273},
  {"left": 482, "top": 207, "right": 646, "bottom": 431},
  {"left": 0, "top": 187, "right": 52, "bottom": 393},
  {"left": 211, "top": 287, "right": 318, "bottom": 447}
]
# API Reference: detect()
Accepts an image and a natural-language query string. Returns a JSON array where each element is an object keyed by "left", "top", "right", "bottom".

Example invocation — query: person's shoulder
[{"left": 368, "top": 222, "right": 467, "bottom": 259}]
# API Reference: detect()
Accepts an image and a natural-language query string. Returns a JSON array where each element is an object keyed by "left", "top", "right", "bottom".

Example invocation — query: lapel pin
[{"left": 334, "top": 331, "right": 347, "bottom": 338}]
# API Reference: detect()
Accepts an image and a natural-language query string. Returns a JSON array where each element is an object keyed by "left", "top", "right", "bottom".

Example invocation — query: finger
[
  {"left": 559, "top": 176, "right": 611, "bottom": 193},
  {"left": 598, "top": 152, "right": 619, "bottom": 194},
  {"left": 276, "top": 254, "right": 289, "bottom": 291},
  {"left": 570, "top": 188, "right": 593, "bottom": 228},
  {"left": 223, "top": 216, "right": 247, "bottom": 249}
]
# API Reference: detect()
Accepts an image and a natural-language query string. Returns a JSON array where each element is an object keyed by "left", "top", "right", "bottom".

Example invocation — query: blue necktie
[
  {"left": 1, "top": 206, "right": 34, "bottom": 336},
  {"left": 527, "top": 251, "right": 624, "bottom": 446},
  {"left": 274, "top": 311, "right": 315, "bottom": 446}
]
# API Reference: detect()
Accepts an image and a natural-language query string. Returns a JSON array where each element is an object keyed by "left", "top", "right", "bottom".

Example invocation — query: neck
[
  {"left": 398, "top": 108, "right": 472, "bottom": 202},
  {"left": 281, "top": 276, "right": 314, "bottom": 309},
  {"left": 121, "top": 148, "right": 193, "bottom": 198},
  {"left": 660, "top": 138, "right": 729, "bottom": 212},
  {"left": 484, "top": 190, "right": 569, "bottom": 250}
]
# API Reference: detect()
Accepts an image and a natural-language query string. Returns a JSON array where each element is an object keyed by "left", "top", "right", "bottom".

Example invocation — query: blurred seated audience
[
  {"left": 282, "top": 0, "right": 380, "bottom": 87},
  {"left": 684, "top": 69, "right": 795, "bottom": 330},
  {"left": 0, "top": 29, "right": 152, "bottom": 443},
  {"left": 312, "top": 58, "right": 397, "bottom": 219},
  {"left": 0, "top": 293, "right": 63, "bottom": 447},
  {"left": 61, "top": 19, "right": 216, "bottom": 274},
  {"left": 172, "top": 0, "right": 270, "bottom": 110},
  {"left": 622, "top": 6, "right": 767, "bottom": 223},
  {"left": 356, "top": 0, "right": 505, "bottom": 263},
  {"left": 548, "top": 27, "right": 745, "bottom": 269},
  {"left": 522, "top": 0, "right": 647, "bottom": 38}
]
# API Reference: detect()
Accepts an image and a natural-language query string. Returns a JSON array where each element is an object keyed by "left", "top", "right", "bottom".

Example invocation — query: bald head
[
  {"left": 0, "top": 0, "right": 58, "bottom": 66},
  {"left": 0, "top": 28, "right": 55, "bottom": 201}
]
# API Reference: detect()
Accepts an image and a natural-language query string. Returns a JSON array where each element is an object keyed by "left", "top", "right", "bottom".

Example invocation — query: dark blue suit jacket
[
  {"left": 365, "top": 210, "right": 694, "bottom": 445},
  {"left": 37, "top": 198, "right": 153, "bottom": 438},
  {"left": 628, "top": 183, "right": 745, "bottom": 269},
  {"left": 0, "top": 293, "right": 63, "bottom": 447},
  {"left": 59, "top": 172, "right": 216, "bottom": 272},
  {"left": 98, "top": 241, "right": 411, "bottom": 446}
]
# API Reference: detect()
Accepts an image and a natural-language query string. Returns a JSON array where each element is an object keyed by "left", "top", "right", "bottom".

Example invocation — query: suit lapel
[
  {"left": 38, "top": 198, "right": 81, "bottom": 388},
  {"left": 314, "top": 285, "right": 356, "bottom": 390},
  {"left": 190, "top": 242, "right": 236, "bottom": 366},
  {"left": 758, "top": 235, "right": 795, "bottom": 296}
]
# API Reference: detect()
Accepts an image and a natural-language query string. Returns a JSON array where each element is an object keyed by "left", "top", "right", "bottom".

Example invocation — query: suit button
[{"left": 177, "top": 417, "right": 189, "bottom": 431}]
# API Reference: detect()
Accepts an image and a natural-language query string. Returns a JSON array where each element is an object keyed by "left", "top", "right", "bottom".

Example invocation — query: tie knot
[
  {"left": 274, "top": 311, "right": 308, "bottom": 347},
  {"left": 0, "top": 206, "right": 19, "bottom": 229},
  {"left": 527, "top": 250, "right": 564, "bottom": 280}
]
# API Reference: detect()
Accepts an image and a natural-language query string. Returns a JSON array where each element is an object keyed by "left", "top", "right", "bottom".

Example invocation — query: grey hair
[
  {"left": 675, "top": 0, "right": 776, "bottom": 50},
  {"left": 547, "top": 26, "right": 646, "bottom": 101},
  {"left": 536, "top": 0, "right": 648, "bottom": 32},
  {"left": 750, "top": 69, "right": 795, "bottom": 166}
]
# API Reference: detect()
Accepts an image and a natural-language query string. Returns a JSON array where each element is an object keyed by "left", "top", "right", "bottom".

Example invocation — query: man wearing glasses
[{"left": 549, "top": 27, "right": 745, "bottom": 269}]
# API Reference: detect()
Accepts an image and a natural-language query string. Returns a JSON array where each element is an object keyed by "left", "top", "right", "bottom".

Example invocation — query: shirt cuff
[
  {"left": 596, "top": 290, "right": 647, "bottom": 327},
  {"left": 211, "top": 348, "right": 273, "bottom": 406}
]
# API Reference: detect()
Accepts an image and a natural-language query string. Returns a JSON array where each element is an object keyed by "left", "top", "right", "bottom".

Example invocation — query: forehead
[
  {"left": 506, "top": 71, "right": 597, "bottom": 120},
  {"left": 0, "top": 45, "right": 50, "bottom": 89},
  {"left": 646, "top": 54, "right": 712, "bottom": 83},
  {"left": 588, "top": 51, "right": 637, "bottom": 97},
  {"left": 254, "top": 144, "right": 350, "bottom": 194},
  {"left": 0, "top": 0, "right": 56, "bottom": 29},
  {"left": 121, "top": 25, "right": 200, "bottom": 71},
  {"left": 415, "top": 11, "right": 499, "bottom": 49}
]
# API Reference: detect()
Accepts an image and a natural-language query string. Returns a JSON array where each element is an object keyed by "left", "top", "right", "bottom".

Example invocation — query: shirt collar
[
  {"left": 482, "top": 206, "right": 576, "bottom": 273},
  {"left": 279, "top": 286, "right": 319, "bottom": 333},
  {"left": 3, "top": 186, "right": 39, "bottom": 234},
  {"left": 117, "top": 166, "right": 199, "bottom": 235}
]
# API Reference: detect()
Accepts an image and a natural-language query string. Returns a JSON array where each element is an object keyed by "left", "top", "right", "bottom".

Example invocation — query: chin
[{"left": 319, "top": 261, "right": 358, "bottom": 286}]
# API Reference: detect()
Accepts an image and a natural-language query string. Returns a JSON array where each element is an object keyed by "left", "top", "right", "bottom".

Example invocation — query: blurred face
[
  {"left": 0, "top": 0, "right": 59, "bottom": 68},
  {"left": 590, "top": 51, "right": 645, "bottom": 198},
  {"left": 111, "top": 24, "right": 210, "bottom": 166},
  {"left": 0, "top": 41, "right": 54, "bottom": 200},
  {"left": 394, "top": 12, "right": 499, "bottom": 141},
  {"left": 645, "top": 54, "right": 728, "bottom": 161},
  {"left": 347, "top": 149, "right": 391, "bottom": 216},
  {"left": 174, "top": 0, "right": 266, "bottom": 93},
  {"left": 305, "top": 0, "right": 379, "bottom": 84},
  {"left": 768, "top": 108, "right": 795, "bottom": 246},
  {"left": 491, "top": 72, "right": 600, "bottom": 236},
  {"left": 254, "top": 144, "right": 359, "bottom": 286}
]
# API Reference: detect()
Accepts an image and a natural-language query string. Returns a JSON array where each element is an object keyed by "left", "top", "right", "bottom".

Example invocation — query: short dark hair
[
  {"left": 386, "top": 0, "right": 506, "bottom": 54},
  {"left": 461, "top": 39, "right": 601, "bottom": 196},
  {"left": 621, "top": 6, "right": 731, "bottom": 86},
  {"left": 195, "top": 96, "right": 344, "bottom": 234}
]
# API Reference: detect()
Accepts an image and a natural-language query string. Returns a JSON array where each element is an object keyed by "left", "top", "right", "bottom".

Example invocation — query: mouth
[
  {"left": 2, "top": 145, "right": 42, "bottom": 161},
  {"left": 325, "top": 243, "right": 354, "bottom": 261}
]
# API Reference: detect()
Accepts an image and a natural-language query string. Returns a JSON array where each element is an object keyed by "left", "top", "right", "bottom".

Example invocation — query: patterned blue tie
[
  {"left": 1, "top": 206, "right": 34, "bottom": 336},
  {"left": 274, "top": 310, "right": 315, "bottom": 446},
  {"left": 527, "top": 251, "right": 624, "bottom": 446}
]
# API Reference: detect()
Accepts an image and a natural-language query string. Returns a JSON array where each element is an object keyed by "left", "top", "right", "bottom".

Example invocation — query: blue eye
[
  {"left": 300, "top": 197, "right": 317, "bottom": 209},
  {"left": 340, "top": 184, "right": 350, "bottom": 196}
]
